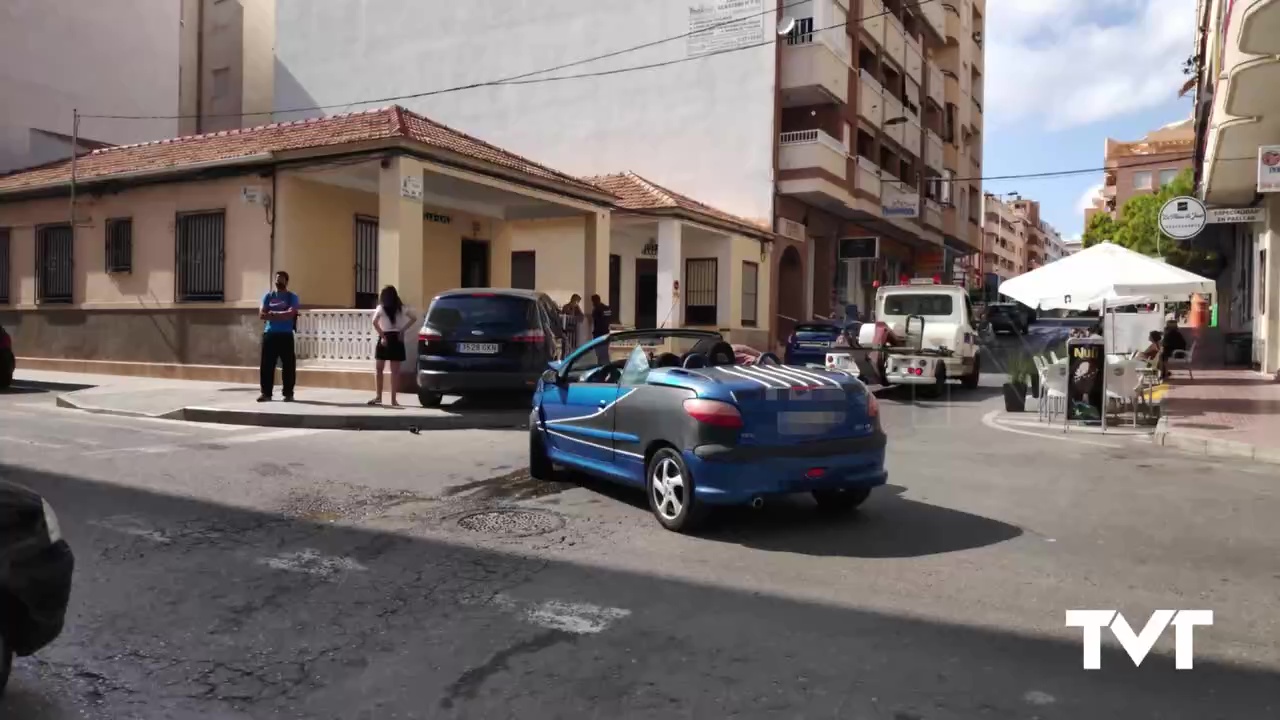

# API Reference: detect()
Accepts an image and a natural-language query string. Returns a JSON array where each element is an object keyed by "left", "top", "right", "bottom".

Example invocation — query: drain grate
[{"left": 456, "top": 509, "right": 564, "bottom": 537}]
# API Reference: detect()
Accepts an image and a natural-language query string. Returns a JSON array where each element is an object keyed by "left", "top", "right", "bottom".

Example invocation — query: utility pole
[{"left": 69, "top": 108, "right": 79, "bottom": 226}]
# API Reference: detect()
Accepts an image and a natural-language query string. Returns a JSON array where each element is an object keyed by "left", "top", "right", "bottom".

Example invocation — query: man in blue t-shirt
[{"left": 259, "top": 270, "right": 300, "bottom": 402}]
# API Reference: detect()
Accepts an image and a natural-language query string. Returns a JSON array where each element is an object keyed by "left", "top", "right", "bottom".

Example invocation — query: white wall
[
  {"left": 0, "top": 0, "right": 179, "bottom": 172},
  {"left": 273, "top": 0, "right": 780, "bottom": 226}
]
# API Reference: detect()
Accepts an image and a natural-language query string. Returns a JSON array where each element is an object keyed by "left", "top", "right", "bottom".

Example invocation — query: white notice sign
[
  {"left": 1207, "top": 207, "right": 1266, "bottom": 224},
  {"left": 1158, "top": 196, "right": 1207, "bottom": 240},
  {"left": 1259, "top": 146, "right": 1280, "bottom": 193},
  {"left": 687, "top": 0, "right": 765, "bottom": 57},
  {"left": 400, "top": 174, "right": 423, "bottom": 202}
]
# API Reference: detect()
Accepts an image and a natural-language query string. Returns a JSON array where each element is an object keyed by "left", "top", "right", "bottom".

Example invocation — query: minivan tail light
[
  {"left": 419, "top": 328, "right": 442, "bottom": 342},
  {"left": 512, "top": 330, "right": 545, "bottom": 343},
  {"left": 683, "top": 399, "right": 743, "bottom": 428},
  {"left": 866, "top": 392, "right": 879, "bottom": 418}
]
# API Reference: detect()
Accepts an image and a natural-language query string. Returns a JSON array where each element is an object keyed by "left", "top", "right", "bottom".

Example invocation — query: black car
[
  {"left": 0, "top": 326, "right": 13, "bottom": 389},
  {"left": 783, "top": 322, "right": 852, "bottom": 366},
  {"left": 0, "top": 481, "right": 74, "bottom": 696},
  {"left": 416, "top": 289, "right": 568, "bottom": 408},
  {"left": 985, "top": 303, "right": 1031, "bottom": 335}
]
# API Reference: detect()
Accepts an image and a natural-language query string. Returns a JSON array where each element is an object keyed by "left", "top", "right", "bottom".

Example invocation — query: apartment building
[
  {"left": 1084, "top": 118, "right": 1195, "bottom": 227},
  {"left": 265, "top": 0, "right": 986, "bottom": 343},
  {"left": 0, "top": 0, "right": 179, "bottom": 173},
  {"left": 1040, "top": 221, "right": 1066, "bottom": 263},
  {"left": 981, "top": 193, "right": 1024, "bottom": 282},
  {"left": 177, "top": 0, "right": 276, "bottom": 135},
  {"left": 1192, "top": 0, "right": 1280, "bottom": 374}
]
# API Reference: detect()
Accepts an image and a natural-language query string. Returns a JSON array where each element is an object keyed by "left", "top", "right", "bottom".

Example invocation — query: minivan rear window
[
  {"left": 794, "top": 323, "right": 838, "bottom": 334},
  {"left": 883, "top": 294, "right": 954, "bottom": 316},
  {"left": 426, "top": 295, "right": 533, "bottom": 330}
]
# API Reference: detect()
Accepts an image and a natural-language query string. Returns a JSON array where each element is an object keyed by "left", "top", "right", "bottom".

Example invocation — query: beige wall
[
  {"left": 273, "top": 173, "right": 379, "bottom": 306},
  {"left": 0, "top": 176, "right": 271, "bottom": 309},
  {"left": 505, "top": 217, "right": 588, "bottom": 306}
]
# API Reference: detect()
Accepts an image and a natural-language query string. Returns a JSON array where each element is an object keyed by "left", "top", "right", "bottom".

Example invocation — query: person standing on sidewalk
[
  {"left": 589, "top": 293, "right": 612, "bottom": 365},
  {"left": 259, "top": 271, "right": 300, "bottom": 402},
  {"left": 369, "top": 285, "right": 417, "bottom": 407}
]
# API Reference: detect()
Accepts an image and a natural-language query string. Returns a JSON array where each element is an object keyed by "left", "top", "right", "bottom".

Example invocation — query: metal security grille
[
  {"left": 684, "top": 258, "right": 718, "bottom": 326},
  {"left": 0, "top": 228, "right": 10, "bottom": 304},
  {"left": 741, "top": 261, "right": 759, "bottom": 326},
  {"left": 106, "top": 218, "right": 132, "bottom": 273},
  {"left": 36, "top": 224, "right": 73, "bottom": 303},
  {"left": 354, "top": 215, "right": 378, "bottom": 309},
  {"left": 176, "top": 211, "right": 225, "bottom": 302}
]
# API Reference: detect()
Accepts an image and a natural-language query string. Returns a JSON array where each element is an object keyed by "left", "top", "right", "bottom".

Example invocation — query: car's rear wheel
[
  {"left": 418, "top": 390, "right": 442, "bottom": 408},
  {"left": 529, "top": 424, "right": 553, "bottom": 481},
  {"left": 961, "top": 353, "right": 981, "bottom": 390},
  {"left": 646, "top": 447, "right": 705, "bottom": 533},
  {"left": 0, "top": 630, "right": 11, "bottom": 698},
  {"left": 813, "top": 487, "right": 871, "bottom": 514}
]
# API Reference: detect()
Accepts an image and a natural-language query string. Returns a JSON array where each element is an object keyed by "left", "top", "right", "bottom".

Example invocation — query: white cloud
[
  {"left": 1076, "top": 183, "right": 1103, "bottom": 212},
  {"left": 984, "top": 0, "right": 1196, "bottom": 130}
]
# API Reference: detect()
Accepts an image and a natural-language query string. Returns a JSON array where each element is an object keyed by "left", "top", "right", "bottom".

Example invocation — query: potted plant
[{"left": 1003, "top": 354, "right": 1034, "bottom": 412}]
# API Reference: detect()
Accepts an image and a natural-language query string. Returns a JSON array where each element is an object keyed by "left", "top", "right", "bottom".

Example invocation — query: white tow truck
[{"left": 825, "top": 278, "right": 982, "bottom": 396}]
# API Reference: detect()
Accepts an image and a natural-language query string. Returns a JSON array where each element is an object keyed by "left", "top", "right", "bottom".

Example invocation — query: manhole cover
[{"left": 456, "top": 509, "right": 564, "bottom": 537}]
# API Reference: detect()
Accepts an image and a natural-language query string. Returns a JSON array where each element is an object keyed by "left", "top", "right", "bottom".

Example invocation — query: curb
[
  {"left": 54, "top": 393, "right": 527, "bottom": 431},
  {"left": 1153, "top": 416, "right": 1280, "bottom": 466}
]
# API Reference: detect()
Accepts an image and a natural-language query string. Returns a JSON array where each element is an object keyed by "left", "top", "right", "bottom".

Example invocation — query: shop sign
[
  {"left": 1207, "top": 207, "right": 1266, "bottom": 224},
  {"left": 1258, "top": 146, "right": 1280, "bottom": 193}
]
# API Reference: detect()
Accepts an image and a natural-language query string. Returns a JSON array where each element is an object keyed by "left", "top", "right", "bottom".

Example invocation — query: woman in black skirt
[{"left": 370, "top": 285, "right": 417, "bottom": 407}]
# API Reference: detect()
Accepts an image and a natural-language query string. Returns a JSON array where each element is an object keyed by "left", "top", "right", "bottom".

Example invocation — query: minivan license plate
[{"left": 457, "top": 342, "right": 499, "bottom": 354}]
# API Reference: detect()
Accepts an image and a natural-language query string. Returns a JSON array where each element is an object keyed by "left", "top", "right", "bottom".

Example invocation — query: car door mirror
[{"left": 540, "top": 368, "right": 560, "bottom": 385}]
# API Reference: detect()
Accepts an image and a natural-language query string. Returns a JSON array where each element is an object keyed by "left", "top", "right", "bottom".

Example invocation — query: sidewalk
[
  {"left": 1154, "top": 369, "right": 1280, "bottom": 465},
  {"left": 10, "top": 370, "right": 528, "bottom": 432}
]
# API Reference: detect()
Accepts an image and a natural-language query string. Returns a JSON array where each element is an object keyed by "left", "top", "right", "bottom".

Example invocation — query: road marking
[
  {"left": 82, "top": 428, "right": 326, "bottom": 456},
  {"left": 257, "top": 549, "right": 368, "bottom": 579},
  {"left": 981, "top": 410, "right": 1122, "bottom": 448},
  {"left": 462, "top": 592, "right": 630, "bottom": 635}
]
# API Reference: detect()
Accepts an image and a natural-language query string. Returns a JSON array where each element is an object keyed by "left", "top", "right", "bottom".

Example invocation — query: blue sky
[{"left": 981, "top": 0, "right": 1196, "bottom": 239}]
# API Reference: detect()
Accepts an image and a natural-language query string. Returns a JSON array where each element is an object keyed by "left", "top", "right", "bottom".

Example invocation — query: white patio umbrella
[
  {"left": 997, "top": 242, "right": 1215, "bottom": 311},
  {"left": 995, "top": 242, "right": 1215, "bottom": 432}
]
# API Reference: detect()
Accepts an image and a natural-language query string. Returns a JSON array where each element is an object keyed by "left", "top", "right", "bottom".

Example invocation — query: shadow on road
[
  {"left": 0, "top": 463, "right": 1276, "bottom": 718},
  {"left": 700, "top": 484, "right": 1023, "bottom": 558},
  {"left": 877, "top": 384, "right": 1004, "bottom": 405}
]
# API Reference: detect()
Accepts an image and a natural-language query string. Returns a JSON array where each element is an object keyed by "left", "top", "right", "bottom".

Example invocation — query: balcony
[
  {"left": 856, "top": 156, "right": 882, "bottom": 198},
  {"left": 945, "top": 2, "right": 963, "bottom": 43},
  {"left": 862, "top": 0, "right": 887, "bottom": 48},
  {"left": 924, "top": 131, "right": 944, "bottom": 172},
  {"left": 884, "top": 14, "right": 907, "bottom": 70},
  {"left": 883, "top": 93, "right": 905, "bottom": 144},
  {"left": 905, "top": 33, "right": 923, "bottom": 84},
  {"left": 1102, "top": 184, "right": 1117, "bottom": 198},
  {"left": 923, "top": 198, "right": 943, "bottom": 230},
  {"left": 780, "top": 24, "right": 851, "bottom": 107},
  {"left": 970, "top": 95, "right": 983, "bottom": 128},
  {"left": 779, "top": 129, "right": 848, "bottom": 180},
  {"left": 857, "top": 70, "right": 885, "bottom": 126},
  {"left": 1238, "top": 0, "right": 1280, "bottom": 54},
  {"left": 926, "top": 61, "right": 945, "bottom": 107},
  {"left": 920, "top": 0, "right": 947, "bottom": 40},
  {"left": 900, "top": 117, "right": 922, "bottom": 158}
]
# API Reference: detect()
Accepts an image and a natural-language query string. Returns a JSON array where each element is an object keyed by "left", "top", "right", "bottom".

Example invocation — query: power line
[{"left": 82, "top": 0, "right": 939, "bottom": 121}]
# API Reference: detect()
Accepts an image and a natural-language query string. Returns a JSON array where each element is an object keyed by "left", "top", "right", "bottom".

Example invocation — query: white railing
[
  {"left": 858, "top": 70, "right": 884, "bottom": 125},
  {"left": 296, "top": 309, "right": 381, "bottom": 362},
  {"left": 779, "top": 128, "right": 847, "bottom": 154},
  {"left": 927, "top": 62, "right": 946, "bottom": 106},
  {"left": 856, "top": 156, "right": 882, "bottom": 197},
  {"left": 925, "top": 130, "right": 945, "bottom": 172}
]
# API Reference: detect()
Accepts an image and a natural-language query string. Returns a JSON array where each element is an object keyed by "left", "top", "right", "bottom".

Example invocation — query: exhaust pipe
[{"left": 750, "top": 496, "right": 764, "bottom": 510}]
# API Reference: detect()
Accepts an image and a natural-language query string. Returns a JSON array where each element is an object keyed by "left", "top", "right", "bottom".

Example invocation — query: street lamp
[{"left": 884, "top": 116, "right": 908, "bottom": 126}]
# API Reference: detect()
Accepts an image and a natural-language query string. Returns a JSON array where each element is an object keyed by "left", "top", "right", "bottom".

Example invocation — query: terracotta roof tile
[
  {"left": 0, "top": 106, "right": 605, "bottom": 197},
  {"left": 585, "top": 172, "right": 773, "bottom": 239}
]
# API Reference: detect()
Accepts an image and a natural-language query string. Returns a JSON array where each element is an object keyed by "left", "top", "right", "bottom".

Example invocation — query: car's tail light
[
  {"left": 683, "top": 399, "right": 743, "bottom": 428},
  {"left": 419, "top": 328, "right": 442, "bottom": 342},
  {"left": 786, "top": 333, "right": 796, "bottom": 345},
  {"left": 866, "top": 392, "right": 879, "bottom": 418},
  {"left": 512, "top": 329, "right": 545, "bottom": 343}
]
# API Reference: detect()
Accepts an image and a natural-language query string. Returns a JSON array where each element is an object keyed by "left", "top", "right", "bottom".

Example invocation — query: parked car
[
  {"left": 0, "top": 481, "right": 74, "bottom": 696},
  {"left": 784, "top": 322, "right": 848, "bottom": 366},
  {"left": 529, "top": 329, "right": 887, "bottom": 532},
  {"left": 416, "top": 288, "right": 568, "bottom": 408},
  {"left": 985, "top": 303, "right": 1030, "bottom": 335},
  {"left": 0, "top": 326, "right": 13, "bottom": 389}
]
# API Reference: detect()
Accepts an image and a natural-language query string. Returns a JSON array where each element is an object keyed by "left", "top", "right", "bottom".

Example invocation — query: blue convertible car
[{"left": 529, "top": 329, "right": 887, "bottom": 532}]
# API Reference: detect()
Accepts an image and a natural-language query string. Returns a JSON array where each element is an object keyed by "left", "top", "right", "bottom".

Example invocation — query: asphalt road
[{"left": 0, "top": 374, "right": 1277, "bottom": 719}]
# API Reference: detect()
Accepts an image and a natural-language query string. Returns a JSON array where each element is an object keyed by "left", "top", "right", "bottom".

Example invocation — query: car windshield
[
  {"left": 425, "top": 295, "right": 532, "bottom": 331},
  {"left": 883, "top": 294, "right": 955, "bottom": 317}
]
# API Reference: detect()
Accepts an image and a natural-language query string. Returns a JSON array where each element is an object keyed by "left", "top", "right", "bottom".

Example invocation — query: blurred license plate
[
  {"left": 778, "top": 411, "right": 845, "bottom": 435},
  {"left": 456, "top": 342, "right": 499, "bottom": 354},
  {"left": 826, "top": 354, "right": 855, "bottom": 369},
  {"left": 797, "top": 341, "right": 831, "bottom": 349}
]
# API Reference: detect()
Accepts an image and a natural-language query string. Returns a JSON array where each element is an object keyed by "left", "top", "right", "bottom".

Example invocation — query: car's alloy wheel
[
  {"left": 813, "top": 487, "right": 871, "bottom": 514},
  {"left": 646, "top": 448, "right": 704, "bottom": 533},
  {"left": 418, "top": 391, "right": 442, "bottom": 409},
  {"left": 529, "top": 423, "right": 553, "bottom": 481}
]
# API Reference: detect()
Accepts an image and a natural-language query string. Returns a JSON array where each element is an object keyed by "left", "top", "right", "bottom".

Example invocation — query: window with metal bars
[
  {"left": 684, "top": 258, "right": 718, "bottom": 326},
  {"left": 741, "top": 261, "right": 758, "bottom": 327},
  {"left": 0, "top": 228, "right": 10, "bottom": 304},
  {"left": 36, "top": 223, "right": 73, "bottom": 304},
  {"left": 354, "top": 215, "right": 378, "bottom": 309},
  {"left": 175, "top": 211, "right": 225, "bottom": 302},
  {"left": 105, "top": 218, "right": 132, "bottom": 273}
]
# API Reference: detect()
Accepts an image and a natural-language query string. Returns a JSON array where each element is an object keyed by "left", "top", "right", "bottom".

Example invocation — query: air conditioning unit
[{"left": 776, "top": 217, "right": 807, "bottom": 242}]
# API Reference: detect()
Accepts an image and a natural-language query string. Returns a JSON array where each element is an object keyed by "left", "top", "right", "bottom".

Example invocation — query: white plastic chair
[
  {"left": 1043, "top": 360, "right": 1069, "bottom": 424},
  {"left": 1167, "top": 340, "right": 1197, "bottom": 379},
  {"left": 1032, "top": 356, "right": 1050, "bottom": 420},
  {"left": 1104, "top": 360, "right": 1143, "bottom": 425}
]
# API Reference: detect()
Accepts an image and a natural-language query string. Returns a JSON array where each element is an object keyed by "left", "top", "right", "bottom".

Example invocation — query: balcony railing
[
  {"left": 296, "top": 310, "right": 384, "bottom": 362},
  {"left": 856, "top": 156, "right": 882, "bottom": 198},
  {"left": 779, "top": 129, "right": 848, "bottom": 179},
  {"left": 924, "top": 130, "right": 944, "bottom": 172},
  {"left": 924, "top": 198, "right": 943, "bottom": 229},
  {"left": 905, "top": 31, "right": 923, "bottom": 84},
  {"left": 920, "top": 0, "right": 947, "bottom": 39},
  {"left": 926, "top": 61, "right": 946, "bottom": 107},
  {"left": 884, "top": 13, "right": 907, "bottom": 68},
  {"left": 858, "top": 70, "right": 884, "bottom": 125},
  {"left": 781, "top": 20, "right": 851, "bottom": 106}
]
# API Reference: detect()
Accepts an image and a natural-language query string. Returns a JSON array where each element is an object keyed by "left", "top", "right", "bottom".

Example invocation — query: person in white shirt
[{"left": 369, "top": 285, "right": 417, "bottom": 407}]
